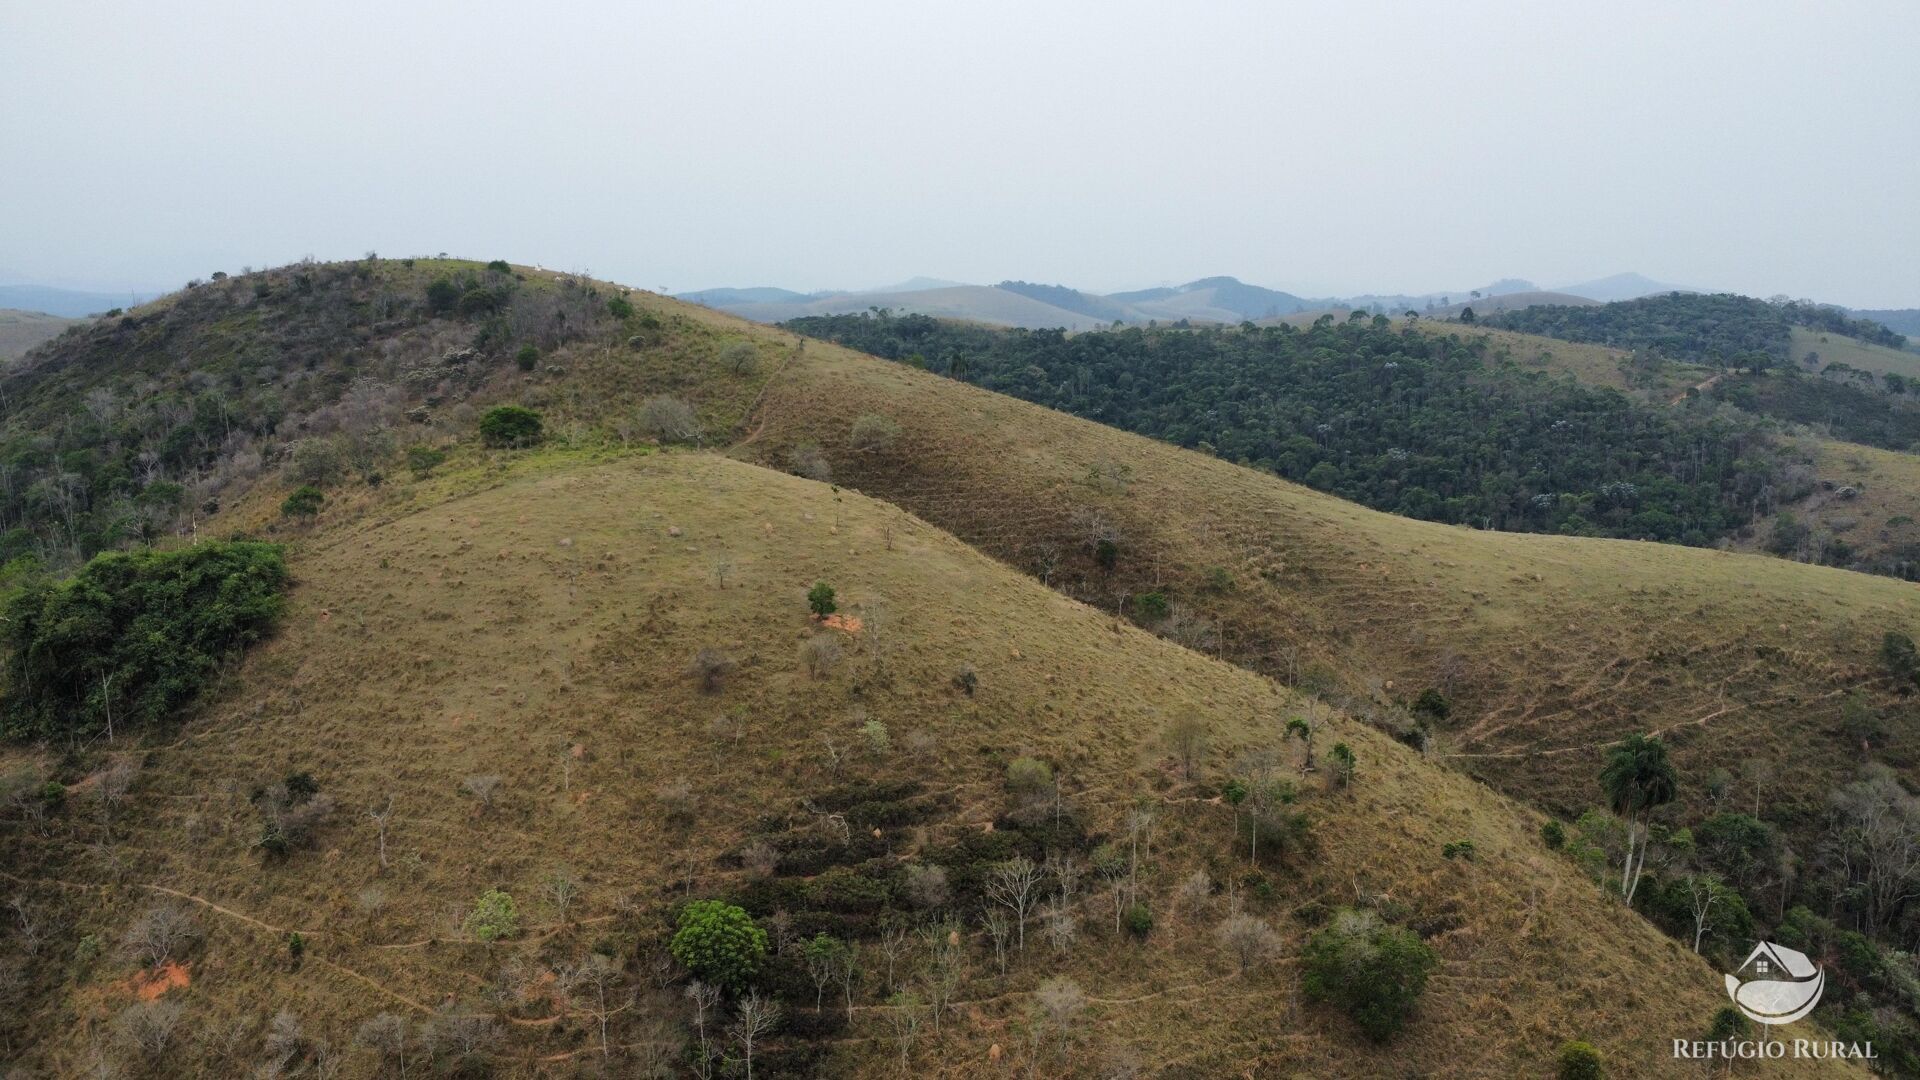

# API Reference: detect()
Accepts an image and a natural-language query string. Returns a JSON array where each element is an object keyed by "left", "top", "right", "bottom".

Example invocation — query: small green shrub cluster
[
  {"left": 1301, "top": 908, "right": 1438, "bottom": 1041},
  {"left": 478, "top": 405, "right": 543, "bottom": 449}
]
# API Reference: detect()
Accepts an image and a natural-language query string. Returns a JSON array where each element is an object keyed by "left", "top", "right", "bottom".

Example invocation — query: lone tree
[
  {"left": 669, "top": 900, "right": 767, "bottom": 991},
  {"left": 1301, "top": 908, "right": 1437, "bottom": 1042},
  {"left": 807, "top": 582, "right": 837, "bottom": 619},
  {"left": 1599, "top": 733, "right": 1677, "bottom": 904},
  {"left": 477, "top": 405, "right": 543, "bottom": 448}
]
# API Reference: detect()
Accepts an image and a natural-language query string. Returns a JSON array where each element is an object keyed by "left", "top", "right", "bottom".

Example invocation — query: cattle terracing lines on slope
[{"left": 9, "top": 453, "right": 1860, "bottom": 1077}]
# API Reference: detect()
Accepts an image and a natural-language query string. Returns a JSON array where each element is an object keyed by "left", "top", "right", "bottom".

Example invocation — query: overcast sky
[{"left": 4, "top": 1, "right": 1917, "bottom": 306}]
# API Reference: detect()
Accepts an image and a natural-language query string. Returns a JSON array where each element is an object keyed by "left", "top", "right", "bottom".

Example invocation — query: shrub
[
  {"left": 670, "top": 900, "right": 766, "bottom": 990},
  {"left": 1123, "top": 903, "right": 1153, "bottom": 938},
  {"left": 639, "top": 396, "right": 702, "bottom": 444},
  {"left": 425, "top": 278, "right": 460, "bottom": 314},
  {"left": 849, "top": 413, "right": 902, "bottom": 453},
  {"left": 515, "top": 344, "right": 540, "bottom": 371},
  {"left": 1411, "top": 688, "right": 1450, "bottom": 723},
  {"left": 952, "top": 664, "right": 978, "bottom": 697},
  {"left": 1705, "top": 1006, "right": 1748, "bottom": 1042},
  {"left": 1441, "top": 840, "right": 1476, "bottom": 860},
  {"left": 464, "top": 889, "right": 519, "bottom": 943},
  {"left": 281, "top": 486, "right": 324, "bottom": 518},
  {"left": 688, "top": 648, "right": 736, "bottom": 693},
  {"left": 1882, "top": 631, "right": 1919, "bottom": 685},
  {"left": 788, "top": 444, "right": 832, "bottom": 483},
  {"left": 457, "top": 287, "right": 502, "bottom": 315},
  {"left": 1557, "top": 1041, "right": 1603, "bottom": 1080},
  {"left": 607, "top": 296, "right": 635, "bottom": 320},
  {"left": 486, "top": 259, "right": 512, "bottom": 273},
  {"left": 861, "top": 718, "right": 891, "bottom": 755},
  {"left": 2, "top": 542, "right": 287, "bottom": 741},
  {"left": 1006, "top": 757, "right": 1054, "bottom": 798},
  {"left": 478, "top": 405, "right": 543, "bottom": 448},
  {"left": 288, "top": 438, "right": 345, "bottom": 486},
  {"left": 1301, "top": 908, "right": 1437, "bottom": 1042},
  {"left": 799, "top": 635, "right": 842, "bottom": 679},
  {"left": 720, "top": 341, "right": 759, "bottom": 375},
  {"left": 1541, "top": 819, "right": 1566, "bottom": 850},
  {"left": 405, "top": 445, "right": 447, "bottom": 479},
  {"left": 1133, "top": 591, "right": 1170, "bottom": 622},
  {"left": 807, "top": 582, "right": 837, "bottom": 618}
]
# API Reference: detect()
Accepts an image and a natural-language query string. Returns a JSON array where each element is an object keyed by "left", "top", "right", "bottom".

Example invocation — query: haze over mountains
[{"left": 678, "top": 271, "right": 1694, "bottom": 330}]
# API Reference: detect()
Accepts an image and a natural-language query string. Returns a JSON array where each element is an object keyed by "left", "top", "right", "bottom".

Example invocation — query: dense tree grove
[
  {"left": 789, "top": 311, "right": 1797, "bottom": 545},
  {"left": 1488, "top": 292, "right": 1906, "bottom": 364},
  {"left": 1, "top": 540, "right": 287, "bottom": 741}
]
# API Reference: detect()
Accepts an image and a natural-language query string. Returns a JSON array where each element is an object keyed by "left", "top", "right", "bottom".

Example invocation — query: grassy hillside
[
  {"left": 1792, "top": 326, "right": 1920, "bottom": 382},
  {"left": 2, "top": 260, "right": 1911, "bottom": 1074},
  {"left": 6, "top": 452, "right": 1837, "bottom": 1077},
  {"left": 0, "top": 309, "right": 83, "bottom": 361}
]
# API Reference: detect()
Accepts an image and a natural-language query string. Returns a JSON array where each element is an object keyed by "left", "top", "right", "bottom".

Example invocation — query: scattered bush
[
  {"left": 425, "top": 278, "right": 461, "bottom": 314},
  {"left": 1412, "top": 688, "right": 1450, "bottom": 723},
  {"left": 1541, "top": 819, "right": 1567, "bottom": 849},
  {"left": 608, "top": 296, "right": 635, "bottom": 320},
  {"left": 1133, "top": 591, "right": 1170, "bottom": 622},
  {"left": 478, "top": 405, "right": 543, "bottom": 448},
  {"left": 253, "top": 771, "right": 335, "bottom": 857},
  {"left": 720, "top": 341, "right": 759, "bottom": 375},
  {"left": 800, "top": 635, "right": 843, "bottom": 679},
  {"left": 280, "top": 485, "right": 324, "bottom": 517},
  {"left": 1441, "top": 840, "right": 1476, "bottom": 861},
  {"left": 688, "top": 648, "right": 736, "bottom": 693},
  {"left": 639, "top": 396, "right": 702, "bottom": 444},
  {"left": 808, "top": 582, "right": 837, "bottom": 618},
  {"left": 1557, "top": 1041, "right": 1604, "bottom": 1080},
  {"left": 1123, "top": 903, "right": 1153, "bottom": 938},
  {"left": 405, "top": 444, "right": 447, "bottom": 479},
  {"left": 464, "top": 889, "right": 520, "bottom": 943},
  {"left": 1882, "top": 631, "right": 1919, "bottom": 686},
  {"left": 122, "top": 904, "right": 200, "bottom": 967},
  {"left": 2, "top": 542, "right": 287, "bottom": 741},
  {"left": 952, "top": 664, "right": 978, "bottom": 697},
  {"left": 1301, "top": 908, "right": 1438, "bottom": 1041},
  {"left": 849, "top": 413, "right": 902, "bottom": 453},
  {"left": 515, "top": 344, "right": 540, "bottom": 371},
  {"left": 486, "top": 259, "right": 512, "bottom": 273},
  {"left": 670, "top": 900, "right": 766, "bottom": 990},
  {"left": 788, "top": 444, "right": 832, "bottom": 483},
  {"left": 861, "top": 718, "right": 891, "bottom": 755}
]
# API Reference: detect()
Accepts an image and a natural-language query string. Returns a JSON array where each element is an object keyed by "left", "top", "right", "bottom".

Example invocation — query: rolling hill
[
  {"left": 0, "top": 260, "right": 1908, "bottom": 1076},
  {"left": 0, "top": 309, "right": 83, "bottom": 361},
  {"left": 1555, "top": 272, "right": 1696, "bottom": 302}
]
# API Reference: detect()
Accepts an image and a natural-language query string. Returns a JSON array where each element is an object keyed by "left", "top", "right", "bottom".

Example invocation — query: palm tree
[{"left": 1600, "top": 733, "right": 1677, "bottom": 904}]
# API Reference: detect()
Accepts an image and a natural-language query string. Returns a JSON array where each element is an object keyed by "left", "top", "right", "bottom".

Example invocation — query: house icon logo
[{"left": 1725, "top": 942, "right": 1824, "bottom": 1025}]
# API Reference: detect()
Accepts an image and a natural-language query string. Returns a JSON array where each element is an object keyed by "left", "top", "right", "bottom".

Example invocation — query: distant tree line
[
  {"left": 1487, "top": 292, "right": 1906, "bottom": 365},
  {"left": 788, "top": 311, "right": 1798, "bottom": 546}
]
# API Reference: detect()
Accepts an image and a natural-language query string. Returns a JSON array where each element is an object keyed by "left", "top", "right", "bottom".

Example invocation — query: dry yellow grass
[{"left": 4, "top": 453, "right": 1860, "bottom": 1077}]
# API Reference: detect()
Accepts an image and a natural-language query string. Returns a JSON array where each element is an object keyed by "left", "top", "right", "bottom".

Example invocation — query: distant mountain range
[{"left": 675, "top": 271, "right": 1704, "bottom": 330}]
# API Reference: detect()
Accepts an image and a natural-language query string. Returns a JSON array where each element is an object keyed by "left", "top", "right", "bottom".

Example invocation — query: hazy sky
[{"left": 5, "top": 1, "right": 1918, "bottom": 305}]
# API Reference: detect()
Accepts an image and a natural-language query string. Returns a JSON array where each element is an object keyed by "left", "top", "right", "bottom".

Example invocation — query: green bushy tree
[
  {"left": 1301, "top": 908, "right": 1437, "bottom": 1042},
  {"left": 478, "top": 405, "right": 543, "bottom": 449},
  {"left": 670, "top": 900, "right": 767, "bottom": 991}
]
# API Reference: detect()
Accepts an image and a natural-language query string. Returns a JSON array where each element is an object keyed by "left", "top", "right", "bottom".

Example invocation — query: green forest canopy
[{"left": 789, "top": 311, "right": 1801, "bottom": 547}]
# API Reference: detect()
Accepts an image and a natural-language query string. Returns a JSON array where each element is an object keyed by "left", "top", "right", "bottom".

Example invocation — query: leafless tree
[
  {"left": 985, "top": 856, "right": 1044, "bottom": 952},
  {"left": 819, "top": 733, "right": 847, "bottom": 778},
  {"left": 741, "top": 840, "right": 779, "bottom": 879},
  {"left": 9, "top": 894, "right": 42, "bottom": 955},
  {"left": 562, "top": 952, "right": 620, "bottom": 1061},
  {"left": 882, "top": 990, "right": 925, "bottom": 1074},
  {"left": 94, "top": 757, "right": 138, "bottom": 839},
  {"left": 729, "top": 990, "right": 781, "bottom": 1080},
  {"left": 544, "top": 867, "right": 582, "bottom": 924},
  {"left": 1033, "top": 976, "right": 1087, "bottom": 1062},
  {"left": 639, "top": 396, "right": 702, "bottom": 445},
  {"left": 461, "top": 774, "right": 501, "bottom": 812},
  {"left": 112, "top": 999, "right": 184, "bottom": 1060},
  {"left": 904, "top": 863, "right": 950, "bottom": 911},
  {"left": 354, "top": 1012, "right": 409, "bottom": 1077},
  {"left": 980, "top": 905, "right": 1012, "bottom": 975},
  {"left": 1215, "top": 912, "right": 1283, "bottom": 973},
  {"left": 365, "top": 795, "right": 395, "bottom": 871},
  {"left": 684, "top": 979, "right": 720, "bottom": 1080},
  {"left": 799, "top": 635, "right": 843, "bottom": 679},
  {"left": 875, "top": 915, "right": 912, "bottom": 992},
  {"left": 837, "top": 940, "right": 861, "bottom": 1021},
  {"left": 122, "top": 903, "right": 199, "bottom": 967},
  {"left": 1040, "top": 903, "right": 1078, "bottom": 953},
  {"left": 262, "top": 1010, "right": 305, "bottom": 1074}
]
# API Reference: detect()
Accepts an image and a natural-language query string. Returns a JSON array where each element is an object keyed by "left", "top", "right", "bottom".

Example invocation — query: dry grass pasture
[{"left": 3, "top": 453, "right": 1861, "bottom": 1077}]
